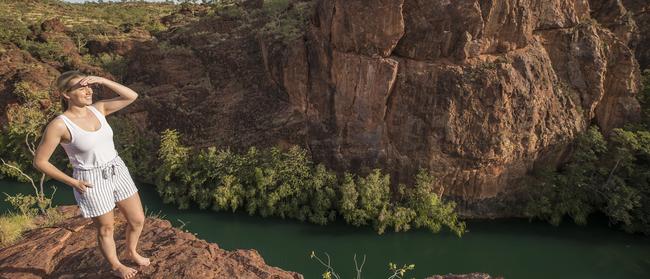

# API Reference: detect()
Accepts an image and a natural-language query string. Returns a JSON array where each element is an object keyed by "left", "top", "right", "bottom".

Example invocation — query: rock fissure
[{"left": 533, "top": 25, "right": 579, "bottom": 32}]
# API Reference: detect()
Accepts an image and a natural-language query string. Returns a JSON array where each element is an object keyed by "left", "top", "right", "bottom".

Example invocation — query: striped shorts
[{"left": 72, "top": 155, "right": 139, "bottom": 218}]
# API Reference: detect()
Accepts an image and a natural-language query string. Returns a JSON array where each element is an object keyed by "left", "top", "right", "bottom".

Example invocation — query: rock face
[
  {"left": 622, "top": 0, "right": 650, "bottom": 70},
  {"left": 0, "top": 205, "right": 303, "bottom": 279},
  {"left": 1, "top": 0, "right": 645, "bottom": 218},
  {"left": 304, "top": 0, "right": 640, "bottom": 217},
  {"left": 126, "top": 0, "right": 642, "bottom": 217}
]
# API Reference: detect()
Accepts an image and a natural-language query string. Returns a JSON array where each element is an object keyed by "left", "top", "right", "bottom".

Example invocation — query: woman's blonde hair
[{"left": 55, "top": 70, "right": 87, "bottom": 111}]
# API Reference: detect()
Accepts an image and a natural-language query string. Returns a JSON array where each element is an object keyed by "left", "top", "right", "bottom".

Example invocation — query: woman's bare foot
[
  {"left": 127, "top": 250, "right": 151, "bottom": 266},
  {"left": 111, "top": 263, "right": 138, "bottom": 279}
]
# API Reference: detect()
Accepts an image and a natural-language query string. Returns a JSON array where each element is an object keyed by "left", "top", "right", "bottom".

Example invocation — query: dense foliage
[
  {"left": 155, "top": 129, "right": 467, "bottom": 236},
  {"left": 524, "top": 69, "right": 650, "bottom": 235},
  {"left": 0, "top": 81, "right": 67, "bottom": 182}
]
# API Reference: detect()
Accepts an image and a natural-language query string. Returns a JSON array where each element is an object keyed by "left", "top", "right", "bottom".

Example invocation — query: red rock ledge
[{"left": 0, "top": 205, "right": 303, "bottom": 279}]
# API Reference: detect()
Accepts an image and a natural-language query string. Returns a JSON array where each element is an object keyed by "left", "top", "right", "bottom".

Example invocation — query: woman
[{"left": 33, "top": 70, "right": 150, "bottom": 279}]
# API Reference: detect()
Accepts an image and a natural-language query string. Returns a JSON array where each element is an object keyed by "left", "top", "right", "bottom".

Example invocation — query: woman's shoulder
[
  {"left": 48, "top": 116, "right": 66, "bottom": 129},
  {"left": 43, "top": 117, "right": 72, "bottom": 144},
  {"left": 49, "top": 115, "right": 64, "bottom": 124}
]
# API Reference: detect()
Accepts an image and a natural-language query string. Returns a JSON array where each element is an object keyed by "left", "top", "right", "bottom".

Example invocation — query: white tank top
[{"left": 57, "top": 105, "right": 118, "bottom": 170}]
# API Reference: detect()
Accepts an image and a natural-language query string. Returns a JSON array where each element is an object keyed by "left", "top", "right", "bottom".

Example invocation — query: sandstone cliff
[
  {"left": 1, "top": 0, "right": 647, "bottom": 218},
  {"left": 124, "top": 0, "right": 644, "bottom": 217}
]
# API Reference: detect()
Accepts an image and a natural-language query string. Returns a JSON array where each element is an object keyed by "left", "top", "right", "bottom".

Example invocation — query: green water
[{"left": 1, "top": 179, "right": 649, "bottom": 279}]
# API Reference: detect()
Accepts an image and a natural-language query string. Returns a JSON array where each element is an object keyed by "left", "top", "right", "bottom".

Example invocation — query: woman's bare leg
[
  {"left": 116, "top": 192, "right": 150, "bottom": 266},
  {"left": 92, "top": 210, "right": 138, "bottom": 278}
]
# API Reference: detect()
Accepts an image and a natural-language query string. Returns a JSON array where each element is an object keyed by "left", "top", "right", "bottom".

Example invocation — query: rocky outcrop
[
  {"left": 121, "top": 0, "right": 643, "bottom": 218},
  {"left": 0, "top": 45, "right": 59, "bottom": 127},
  {"left": 0, "top": 205, "right": 303, "bottom": 279}
]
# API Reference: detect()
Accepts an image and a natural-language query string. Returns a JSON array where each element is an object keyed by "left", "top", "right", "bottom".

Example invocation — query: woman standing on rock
[{"left": 33, "top": 71, "right": 150, "bottom": 279}]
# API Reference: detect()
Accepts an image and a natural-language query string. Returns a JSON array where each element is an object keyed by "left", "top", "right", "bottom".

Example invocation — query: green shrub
[
  {"left": 0, "top": 16, "right": 31, "bottom": 45},
  {"left": 155, "top": 129, "right": 192, "bottom": 208},
  {"left": 13, "top": 82, "right": 49, "bottom": 102},
  {"left": 82, "top": 53, "right": 128, "bottom": 81},
  {"left": 339, "top": 169, "right": 390, "bottom": 229},
  {"left": 3, "top": 193, "right": 40, "bottom": 216},
  {"left": 22, "top": 40, "right": 66, "bottom": 63},
  {"left": 404, "top": 169, "right": 466, "bottom": 236}
]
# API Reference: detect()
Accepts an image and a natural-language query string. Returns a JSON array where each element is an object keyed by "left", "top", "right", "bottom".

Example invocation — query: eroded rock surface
[{"left": 0, "top": 205, "right": 303, "bottom": 279}]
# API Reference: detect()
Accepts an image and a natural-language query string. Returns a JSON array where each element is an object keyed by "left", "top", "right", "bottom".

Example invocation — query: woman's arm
[
  {"left": 32, "top": 119, "right": 93, "bottom": 193},
  {"left": 79, "top": 76, "right": 138, "bottom": 116}
]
